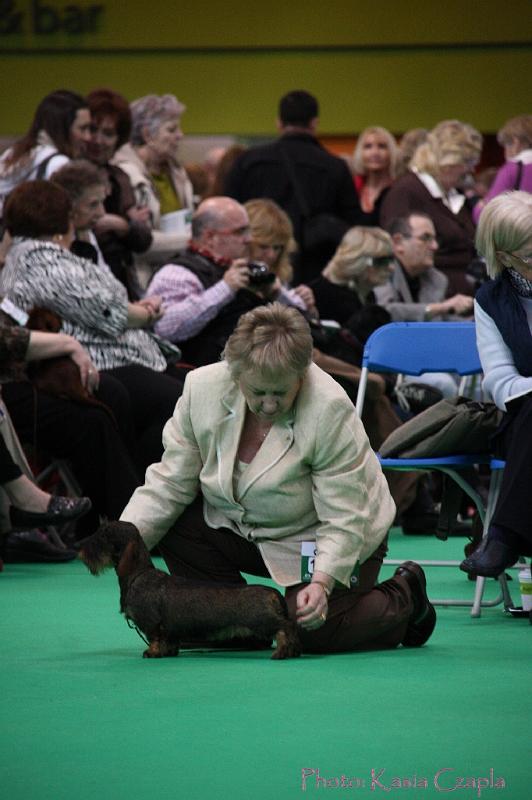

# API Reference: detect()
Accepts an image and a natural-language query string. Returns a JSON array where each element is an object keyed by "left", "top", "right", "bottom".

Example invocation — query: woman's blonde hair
[
  {"left": 352, "top": 126, "right": 399, "bottom": 178},
  {"left": 322, "top": 226, "right": 393, "bottom": 286},
  {"left": 475, "top": 191, "right": 532, "bottom": 279},
  {"left": 497, "top": 115, "right": 532, "bottom": 149},
  {"left": 410, "top": 119, "right": 482, "bottom": 176},
  {"left": 223, "top": 303, "right": 312, "bottom": 381},
  {"left": 245, "top": 199, "right": 297, "bottom": 283}
]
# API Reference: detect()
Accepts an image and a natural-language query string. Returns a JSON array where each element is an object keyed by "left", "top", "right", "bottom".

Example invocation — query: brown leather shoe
[{"left": 394, "top": 561, "right": 437, "bottom": 647}]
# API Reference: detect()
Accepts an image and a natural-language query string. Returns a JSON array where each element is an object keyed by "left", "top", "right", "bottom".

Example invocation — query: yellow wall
[{"left": 1, "top": 0, "right": 531, "bottom": 136}]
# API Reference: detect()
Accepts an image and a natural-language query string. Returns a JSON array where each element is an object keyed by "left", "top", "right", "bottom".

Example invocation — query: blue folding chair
[{"left": 355, "top": 322, "right": 513, "bottom": 616}]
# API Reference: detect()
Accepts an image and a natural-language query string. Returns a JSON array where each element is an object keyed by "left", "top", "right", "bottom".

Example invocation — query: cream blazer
[{"left": 120, "top": 362, "right": 395, "bottom": 587}]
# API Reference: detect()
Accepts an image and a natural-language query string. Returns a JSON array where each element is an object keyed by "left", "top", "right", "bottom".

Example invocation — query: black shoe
[
  {"left": 402, "top": 508, "right": 471, "bottom": 537},
  {"left": 3, "top": 530, "right": 78, "bottom": 563},
  {"left": 394, "top": 561, "right": 437, "bottom": 647},
  {"left": 460, "top": 536, "right": 519, "bottom": 578},
  {"left": 9, "top": 495, "right": 92, "bottom": 530}
]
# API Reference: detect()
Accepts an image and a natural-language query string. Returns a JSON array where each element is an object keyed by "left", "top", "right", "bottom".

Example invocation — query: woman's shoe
[
  {"left": 9, "top": 496, "right": 92, "bottom": 530},
  {"left": 3, "top": 529, "right": 78, "bottom": 563},
  {"left": 394, "top": 561, "right": 437, "bottom": 646},
  {"left": 460, "top": 536, "right": 519, "bottom": 578}
]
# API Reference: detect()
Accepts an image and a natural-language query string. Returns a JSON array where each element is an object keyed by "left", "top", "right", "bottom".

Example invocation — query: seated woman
[
  {"left": 0, "top": 320, "right": 138, "bottom": 553},
  {"left": 309, "top": 225, "right": 395, "bottom": 326},
  {"left": 120, "top": 303, "right": 436, "bottom": 653},
  {"left": 352, "top": 126, "right": 398, "bottom": 226},
  {"left": 85, "top": 88, "right": 153, "bottom": 298},
  {"left": 0, "top": 89, "right": 91, "bottom": 205},
  {"left": 461, "top": 191, "right": 532, "bottom": 578},
  {"left": 112, "top": 93, "right": 194, "bottom": 290},
  {"left": 244, "top": 198, "right": 318, "bottom": 318},
  {"left": 0, "top": 180, "right": 185, "bottom": 473},
  {"left": 473, "top": 115, "right": 532, "bottom": 223},
  {"left": 380, "top": 119, "right": 482, "bottom": 296}
]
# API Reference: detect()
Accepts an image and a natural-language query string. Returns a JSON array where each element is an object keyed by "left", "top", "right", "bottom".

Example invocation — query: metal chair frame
[{"left": 355, "top": 322, "right": 515, "bottom": 616}]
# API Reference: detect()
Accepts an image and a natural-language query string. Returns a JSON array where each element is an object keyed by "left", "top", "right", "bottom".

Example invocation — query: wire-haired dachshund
[{"left": 78, "top": 521, "right": 301, "bottom": 660}]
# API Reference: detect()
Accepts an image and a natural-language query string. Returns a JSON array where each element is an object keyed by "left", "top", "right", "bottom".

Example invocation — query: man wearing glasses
[
  {"left": 146, "top": 196, "right": 265, "bottom": 365},
  {"left": 375, "top": 213, "right": 473, "bottom": 322}
]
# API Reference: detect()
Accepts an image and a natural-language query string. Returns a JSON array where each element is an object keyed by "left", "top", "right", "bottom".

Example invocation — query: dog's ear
[{"left": 116, "top": 539, "right": 141, "bottom": 578}]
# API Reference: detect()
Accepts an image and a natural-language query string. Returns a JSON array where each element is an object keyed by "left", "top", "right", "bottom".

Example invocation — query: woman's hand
[
  {"left": 293, "top": 284, "right": 316, "bottom": 310},
  {"left": 139, "top": 295, "right": 164, "bottom": 320},
  {"left": 94, "top": 213, "right": 129, "bottom": 238},
  {"left": 69, "top": 340, "right": 100, "bottom": 393},
  {"left": 127, "top": 297, "right": 164, "bottom": 328},
  {"left": 127, "top": 205, "right": 151, "bottom": 225},
  {"left": 295, "top": 573, "right": 333, "bottom": 630}
]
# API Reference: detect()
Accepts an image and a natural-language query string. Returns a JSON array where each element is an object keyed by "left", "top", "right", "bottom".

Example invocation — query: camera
[{"left": 247, "top": 261, "right": 276, "bottom": 287}]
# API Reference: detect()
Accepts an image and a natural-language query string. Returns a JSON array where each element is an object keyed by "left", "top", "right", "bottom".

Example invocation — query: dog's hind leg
[{"left": 271, "top": 622, "right": 301, "bottom": 660}]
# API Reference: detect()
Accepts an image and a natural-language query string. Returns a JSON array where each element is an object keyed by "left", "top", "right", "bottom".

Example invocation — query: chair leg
[{"left": 470, "top": 576, "right": 486, "bottom": 617}]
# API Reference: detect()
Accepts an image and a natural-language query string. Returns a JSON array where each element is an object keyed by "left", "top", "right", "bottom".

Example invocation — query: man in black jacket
[{"left": 225, "top": 90, "right": 362, "bottom": 283}]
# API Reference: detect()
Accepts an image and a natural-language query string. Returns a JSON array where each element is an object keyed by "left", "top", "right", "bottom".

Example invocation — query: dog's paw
[{"left": 142, "top": 648, "right": 161, "bottom": 658}]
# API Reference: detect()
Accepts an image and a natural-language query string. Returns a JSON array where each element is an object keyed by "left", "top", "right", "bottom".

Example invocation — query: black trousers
[
  {"left": 0, "top": 431, "right": 22, "bottom": 484},
  {"left": 157, "top": 496, "right": 413, "bottom": 654},
  {"left": 104, "top": 364, "right": 185, "bottom": 473},
  {"left": 492, "top": 394, "right": 532, "bottom": 551},
  {"left": 2, "top": 376, "right": 141, "bottom": 532}
]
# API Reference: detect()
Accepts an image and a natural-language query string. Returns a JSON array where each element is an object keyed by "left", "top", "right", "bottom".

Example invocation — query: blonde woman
[
  {"left": 309, "top": 226, "right": 395, "bottom": 325},
  {"left": 352, "top": 126, "right": 398, "bottom": 226},
  {"left": 380, "top": 119, "right": 483, "bottom": 295},
  {"left": 245, "top": 198, "right": 317, "bottom": 317}
]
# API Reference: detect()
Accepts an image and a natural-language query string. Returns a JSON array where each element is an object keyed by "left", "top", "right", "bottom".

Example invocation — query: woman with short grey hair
[
  {"left": 113, "top": 93, "right": 194, "bottom": 290},
  {"left": 461, "top": 191, "right": 532, "bottom": 579}
]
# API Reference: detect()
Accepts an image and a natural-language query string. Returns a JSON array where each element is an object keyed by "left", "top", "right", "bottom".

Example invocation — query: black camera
[{"left": 248, "top": 261, "right": 276, "bottom": 287}]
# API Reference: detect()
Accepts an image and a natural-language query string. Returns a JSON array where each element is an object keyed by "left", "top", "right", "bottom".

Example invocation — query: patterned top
[{"left": 0, "top": 238, "right": 171, "bottom": 372}]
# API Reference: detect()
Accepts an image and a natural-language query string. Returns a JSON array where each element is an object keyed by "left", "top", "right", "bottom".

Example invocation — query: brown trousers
[{"left": 157, "top": 497, "right": 413, "bottom": 654}]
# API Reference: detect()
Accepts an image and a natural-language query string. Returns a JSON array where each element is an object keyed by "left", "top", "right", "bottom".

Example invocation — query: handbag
[
  {"left": 279, "top": 145, "right": 349, "bottom": 251},
  {"left": 379, "top": 396, "right": 502, "bottom": 459}
]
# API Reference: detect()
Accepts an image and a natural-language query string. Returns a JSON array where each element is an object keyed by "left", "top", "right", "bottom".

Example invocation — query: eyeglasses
[
  {"left": 508, "top": 252, "right": 532, "bottom": 268},
  {"left": 404, "top": 233, "right": 438, "bottom": 244},
  {"left": 215, "top": 225, "right": 250, "bottom": 237}
]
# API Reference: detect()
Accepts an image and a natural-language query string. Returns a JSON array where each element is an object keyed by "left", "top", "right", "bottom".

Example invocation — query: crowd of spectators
[{"left": 0, "top": 86, "right": 529, "bottom": 605}]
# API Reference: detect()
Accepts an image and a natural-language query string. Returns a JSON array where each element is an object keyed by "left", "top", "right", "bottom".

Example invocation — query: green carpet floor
[{"left": 1, "top": 528, "right": 531, "bottom": 800}]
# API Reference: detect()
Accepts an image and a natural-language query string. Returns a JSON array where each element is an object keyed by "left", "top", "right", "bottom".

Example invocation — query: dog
[
  {"left": 26, "top": 307, "right": 114, "bottom": 420},
  {"left": 78, "top": 520, "right": 301, "bottom": 660}
]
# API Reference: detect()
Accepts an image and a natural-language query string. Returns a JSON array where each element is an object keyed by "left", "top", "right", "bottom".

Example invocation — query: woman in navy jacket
[{"left": 461, "top": 191, "right": 532, "bottom": 577}]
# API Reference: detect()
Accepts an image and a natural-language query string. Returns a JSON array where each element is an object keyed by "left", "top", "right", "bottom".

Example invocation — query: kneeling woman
[{"left": 120, "top": 304, "right": 436, "bottom": 653}]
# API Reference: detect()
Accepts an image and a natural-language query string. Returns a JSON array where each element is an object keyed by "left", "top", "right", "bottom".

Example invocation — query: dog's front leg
[
  {"left": 143, "top": 637, "right": 180, "bottom": 659},
  {"left": 271, "top": 622, "right": 301, "bottom": 660}
]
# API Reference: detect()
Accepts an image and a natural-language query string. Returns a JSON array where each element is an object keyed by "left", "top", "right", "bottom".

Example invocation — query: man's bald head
[{"left": 192, "top": 196, "right": 251, "bottom": 260}]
